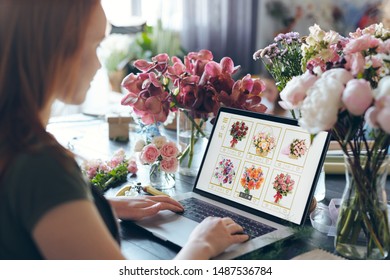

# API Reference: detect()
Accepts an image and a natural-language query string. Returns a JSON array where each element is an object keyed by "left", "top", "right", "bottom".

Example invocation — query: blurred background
[{"left": 51, "top": 0, "right": 390, "bottom": 118}]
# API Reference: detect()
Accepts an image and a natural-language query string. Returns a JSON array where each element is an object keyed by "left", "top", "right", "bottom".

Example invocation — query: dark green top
[{"left": 0, "top": 148, "right": 118, "bottom": 259}]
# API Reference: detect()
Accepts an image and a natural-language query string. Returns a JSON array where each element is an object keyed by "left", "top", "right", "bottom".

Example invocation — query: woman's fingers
[
  {"left": 221, "top": 217, "right": 249, "bottom": 242},
  {"left": 137, "top": 202, "right": 183, "bottom": 219},
  {"left": 146, "top": 195, "right": 184, "bottom": 210}
]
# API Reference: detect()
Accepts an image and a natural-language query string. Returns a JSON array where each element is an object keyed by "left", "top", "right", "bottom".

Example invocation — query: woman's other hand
[{"left": 175, "top": 216, "right": 249, "bottom": 259}]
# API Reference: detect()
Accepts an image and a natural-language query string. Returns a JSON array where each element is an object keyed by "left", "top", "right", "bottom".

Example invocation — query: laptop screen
[{"left": 193, "top": 107, "right": 330, "bottom": 225}]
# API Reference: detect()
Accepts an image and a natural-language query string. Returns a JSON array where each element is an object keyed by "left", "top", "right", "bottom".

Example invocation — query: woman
[{"left": 0, "top": 0, "right": 248, "bottom": 260}]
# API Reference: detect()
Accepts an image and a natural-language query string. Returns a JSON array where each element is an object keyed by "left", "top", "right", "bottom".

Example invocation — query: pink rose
[
  {"left": 108, "top": 156, "right": 122, "bottom": 168},
  {"left": 160, "top": 157, "right": 179, "bottom": 173},
  {"left": 86, "top": 167, "right": 97, "bottom": 179},
  {"left": 140, "top": 144, "right": 160, "bottom": 164},
  {"left": 342, "top": 79, "right": 373, "bottom": 116},
  {"left": 160, "top": 142, "right": 179, "bottom": 158},
  {"left": 127, "top": 160, "right": 138, "bottom": 174},
  {"left": 99, "top": 163, "right": 111, "bottom": 173}
]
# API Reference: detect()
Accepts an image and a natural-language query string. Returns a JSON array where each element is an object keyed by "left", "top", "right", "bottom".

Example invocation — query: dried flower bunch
[{"left": 81, "top": 149, "right": 137, "bottom": 191}]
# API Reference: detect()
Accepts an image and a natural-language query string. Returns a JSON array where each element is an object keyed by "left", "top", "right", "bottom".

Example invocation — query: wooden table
[{"left": 47, "top": 114, "right": 390, "bottom": 260}]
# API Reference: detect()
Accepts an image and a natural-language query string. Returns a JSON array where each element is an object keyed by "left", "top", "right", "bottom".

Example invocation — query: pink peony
[
  {"left": 342, "top": 79, "right": 373, "bottom": 116},
  {"left": 377, "top": 105, "right": 390, "bottom": 133},
  {"left": 366, "top": 96, "right": 390, "bottom": 133},
  {"left": 140, "top": 144, "right": 160, "bottom": 164},
  {"left": 344, "top": 52, "right": 365, "bottom": 76}
]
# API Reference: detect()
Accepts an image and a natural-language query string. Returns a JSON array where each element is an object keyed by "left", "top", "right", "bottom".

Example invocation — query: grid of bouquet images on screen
[{"left": 210, "top": 116, "right": 311, "bottom": 213}]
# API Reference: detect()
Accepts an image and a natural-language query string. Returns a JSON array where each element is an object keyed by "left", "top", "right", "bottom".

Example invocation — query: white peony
[
  {"left": 320, "top": 68, "right": 353, "bottom": 85},
  {"left": 299, "top": 76, "right": 344, "bottom": 134},
  {"left": 278, "top": 71, "right": 318, "bottom": 110},
  {"left": 374, "top": 75, "right": 390, "bottom": 99}
]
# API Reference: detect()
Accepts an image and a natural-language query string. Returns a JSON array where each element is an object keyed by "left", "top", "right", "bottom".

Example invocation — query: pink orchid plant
[
  {"left": 121, "top": 50, "right": 267, "bottom": 125},
  {"left": 122, "top": 49, "right": 268, "bottom": 169}
]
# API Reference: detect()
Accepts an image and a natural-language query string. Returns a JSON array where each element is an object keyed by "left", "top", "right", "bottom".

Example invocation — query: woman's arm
[{"left": 33, "top": 200, "right": 125, "bottom": 260}]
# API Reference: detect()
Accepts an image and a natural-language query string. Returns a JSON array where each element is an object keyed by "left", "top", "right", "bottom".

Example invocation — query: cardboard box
[{"left": 107, "top": 116, "right": 132, "bottom": 141}]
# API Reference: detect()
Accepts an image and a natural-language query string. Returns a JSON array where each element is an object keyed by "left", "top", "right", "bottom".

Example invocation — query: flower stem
[{"left": 182, "top": 109, "right": 207, "bottom": 138}]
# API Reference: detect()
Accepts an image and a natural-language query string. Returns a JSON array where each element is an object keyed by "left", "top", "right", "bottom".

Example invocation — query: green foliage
[
  {"left": 91, "top": 161, "right": 129, "bottom": 192},
  {"left": 127, "top": 20, "right": 186, "bottom": 74}
]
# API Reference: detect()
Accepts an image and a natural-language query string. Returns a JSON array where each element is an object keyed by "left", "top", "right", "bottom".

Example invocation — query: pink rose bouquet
[
  {"left": 281, "top": 138, "right": 307, "bottom": 159},
  {"left": 272, "top": 173, "right": 295, "bottom": 203},
  {"left": 138, "top": 136, "right": 180, "bottom": 174}
]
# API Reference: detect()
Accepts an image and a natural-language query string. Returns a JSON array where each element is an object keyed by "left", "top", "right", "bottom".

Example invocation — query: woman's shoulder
[
  {"left": 4, "top": 146, "right": 91, "bottom": 203},
  {"left": 11, "top": 145, "right": 78, "bottom": 175}
]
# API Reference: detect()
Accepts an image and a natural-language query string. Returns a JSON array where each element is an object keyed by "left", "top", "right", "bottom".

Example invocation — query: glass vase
[
  {"left": 176, "top": 108, "right": 211, "bottom": 177},
  {"left": 334, "top": 153, "right": 390, "bottom": 259},
  {"left": 149, "top": 162, "right": 175, "bottom": 190}
]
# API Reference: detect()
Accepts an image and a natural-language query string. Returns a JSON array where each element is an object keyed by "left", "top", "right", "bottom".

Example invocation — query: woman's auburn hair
[{"left": 0, "top": 0, "right": 100, "bottom": 176}]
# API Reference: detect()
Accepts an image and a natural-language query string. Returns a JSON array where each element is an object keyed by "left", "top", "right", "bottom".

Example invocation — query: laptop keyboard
[{"left": 178, "top": 197, "right": 276, "bottom": 239}]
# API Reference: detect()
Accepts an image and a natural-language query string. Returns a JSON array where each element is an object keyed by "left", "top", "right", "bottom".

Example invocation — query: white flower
[
  {"left": 308, "top": 24, "right": 326, "bottom": 43},
  {"left": 97, "top": 33, "right": 134, "bottom": 73},
  {"left": 151, "top": 135, "right": 167, "bottom": 149},
  {"left": 279, "top": 71, "right": 318, "bottom": 110},
  {"left": 113, "top": 148, "right": 126, "bottom": 157},
  {"left": 324, "top": 30, "right": 340, "bottom": 45},
  {"left": 299, "top": 77, "right": 344, "bottom": 134},
  {"left": 320, "top": 68, "right": 353, "bottom": 85},
  {"left": 374, "top": 76, "right": 390, "bottom": 99},
  {"left": 134, "top": 139, "right": 146, "bottom": 152}
]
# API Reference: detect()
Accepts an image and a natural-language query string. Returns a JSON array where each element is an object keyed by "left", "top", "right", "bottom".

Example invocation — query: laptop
[{"left": 136, "top": 107, "right": 331, "bottom": 259}]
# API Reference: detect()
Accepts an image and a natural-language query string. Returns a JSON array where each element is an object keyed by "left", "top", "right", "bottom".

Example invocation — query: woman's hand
[
  {"left": 108, "top": 195, "right": 184, "bottom": 221},
  {"left": 175, "top": 216, "right": 249, "bottom": 260}
]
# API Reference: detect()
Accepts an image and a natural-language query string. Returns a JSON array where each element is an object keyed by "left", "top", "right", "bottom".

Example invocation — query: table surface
[{"left": 47, "top": 114, "right": 390, "bottom": 260}]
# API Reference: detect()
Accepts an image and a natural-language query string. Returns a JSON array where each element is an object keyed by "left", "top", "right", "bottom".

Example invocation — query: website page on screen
[{"left": 195, "top": 110, "right": 329, "bottom": 225}]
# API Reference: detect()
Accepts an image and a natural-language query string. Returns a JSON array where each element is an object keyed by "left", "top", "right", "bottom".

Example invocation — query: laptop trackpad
[{"left": 136, "top": 210, "right": 197, "bottom": 247}]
